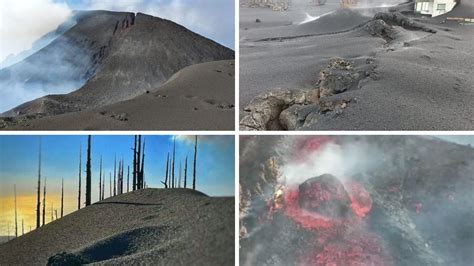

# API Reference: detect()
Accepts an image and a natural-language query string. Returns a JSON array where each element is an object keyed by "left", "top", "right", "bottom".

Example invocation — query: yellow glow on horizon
[{"left": 0, "top": 193, "right": 78, "bottom": 236}]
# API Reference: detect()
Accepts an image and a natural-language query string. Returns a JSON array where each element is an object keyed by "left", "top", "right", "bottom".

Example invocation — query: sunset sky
[{"left": 0, "top": 135, "right": 235, "bottom": 236}]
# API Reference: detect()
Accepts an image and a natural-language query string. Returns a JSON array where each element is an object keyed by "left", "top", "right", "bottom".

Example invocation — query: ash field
[
  {"left": 0, "top": 189, "right": 234, "bottom": 265},
  {"left": 240, "top": 135, "right": 474, "bottom": 265},
  {"left": 239, "top": 0, "right": 474, "bottom": 130}
]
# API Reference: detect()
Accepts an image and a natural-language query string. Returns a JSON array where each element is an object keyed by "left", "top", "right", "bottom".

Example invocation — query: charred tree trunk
[
  {"left": 61, "top": 178, "right": 64, "bottom": 218},
  {"left": 113, "top": 155, "right": 117, "bottom": 196},
  {"left": 14, "top": 184, "right": 17, "bottom": 237},
  {"left": 163, "top": 152, "right": 169, "bottom": 188},
  {"left": 133, "top": 135, "right": 137, "bottom": 191},
  {"left": 109, "top": 173, "right": 112, "bottom": 197},
  {"left": 78, "top": 142, "right": 82, "bottom": 210},
  {"left": 137, "top": 136, "right": 142, "bottom": 189},
  {"left": 42, "top": 177, "right": 46, "bottom": 226},
  {"left": 99, "top": 155, "right": 102, "bottom": 201},
  {"left": 36, "top": 138, "right": 42, "bottom": 229},
  {"left": 85, "top": 135, "right": 92, "bottom": 206},
  {"left": 127, "top": 165, "right": 130, "bottom": 193},
  {"left": 193, "top": 136, "right": 198, "bottom": 190},
  {"left": 101, "top": 172, "right": 105, "bottom": 200},
  {"left": 172, "top": 136, "right": 176, "bottom": 188},
  {"left": 178, "top": 160, "right": 182, "bottom": 188},
  {"left": 140, "top": 139, "right": 145, "bottom": 189},
  {"left": 22, "top": 219, "right": 24, "bottom": 235},
  {"left": 184, "top": 156, "right": 188, "bottom": 189}
]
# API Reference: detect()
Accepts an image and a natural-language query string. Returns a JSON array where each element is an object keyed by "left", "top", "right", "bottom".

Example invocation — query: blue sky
[{"left": 0, "top": 135, "right": 235, "bottom": 199}]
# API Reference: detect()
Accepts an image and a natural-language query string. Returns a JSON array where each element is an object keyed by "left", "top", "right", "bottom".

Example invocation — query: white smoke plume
[
  {"left": 0, "top": 0, "right": 72, "bottom": 65},
  {"left": 277, "top": 137, "right": 382, "bottom": 185}
]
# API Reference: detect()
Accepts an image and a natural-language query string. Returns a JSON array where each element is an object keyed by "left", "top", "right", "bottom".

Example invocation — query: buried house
[{"left": 415, "top": 0, "right": 458, "bottom": 17}]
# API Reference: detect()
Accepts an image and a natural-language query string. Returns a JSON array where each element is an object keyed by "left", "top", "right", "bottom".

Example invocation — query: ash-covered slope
[
  {"left": 0, "top": 189, "right": 234, "bottom": 265},
  {"left": 8, "top": 60, "right": 235, "bottom": 130},
  {"left": 1, "top": 10, "right": 234, "bottom": 117}
]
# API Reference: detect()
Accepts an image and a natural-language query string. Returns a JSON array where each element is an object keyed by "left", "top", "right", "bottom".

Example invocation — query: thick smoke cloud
[
  {"left": 278, "top": 138, "right": 381, "bottom": 185},
  {"left": 0, "top": 26, "right": 92, "bottom": 113},
  {"left": 0, "top": 0, "right": 72, "bottom": 65}
]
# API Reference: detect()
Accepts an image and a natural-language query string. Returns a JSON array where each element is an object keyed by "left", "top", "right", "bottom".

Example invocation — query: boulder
[{"left": 298, "top": 174, "right": 352, "bottom": 219}]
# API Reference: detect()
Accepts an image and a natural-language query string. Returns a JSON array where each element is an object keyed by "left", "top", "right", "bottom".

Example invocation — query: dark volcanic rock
[
  {"left": 298, "top": 174, "right": 351, "bottom": 219},
  {"left": 365, "top": 19, "right": 396, "bottom": 41},
  {"left": 373, "top": 12, "right": 436, "bottom": 33},
  {"left": 47, "top": 252, "right": 87, "bottom": 266}
]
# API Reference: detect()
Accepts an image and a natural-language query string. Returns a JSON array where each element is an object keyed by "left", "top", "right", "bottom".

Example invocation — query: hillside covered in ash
[
  {"left": 0, "top": 10, "right": 235, "bottom": 130},
  {"left": 240, "top": 135, "right": 474, "bottom": 265},
  {"left": 0, "top": 189, "right": 234, "bottom": 265}
]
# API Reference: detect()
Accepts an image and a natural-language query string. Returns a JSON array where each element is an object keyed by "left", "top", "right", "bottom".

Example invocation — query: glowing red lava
[
  {"left": 282, "top": 187, "right": 337, "bottom": 230},
  {"left": 270, "top": 178, "right": 388, "bottom": 266},
  {"left": 345, "top": 181, "right": 373, "bottom": 218}
]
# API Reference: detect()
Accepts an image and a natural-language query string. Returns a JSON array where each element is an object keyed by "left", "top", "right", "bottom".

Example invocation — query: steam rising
[
  {"left": 299, "top": 11, "right": 334, "bottom": 25},
  {"left": 280, "top": 141, "right": 380, "bottom": 185}
]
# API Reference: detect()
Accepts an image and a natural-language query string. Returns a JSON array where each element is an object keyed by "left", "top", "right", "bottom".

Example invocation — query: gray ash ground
[
  {"left": 240, "top": 0, "right": 474, "bottom": 130},
  {"left": 0, "top": 189, "right": 234, "bottom": 265},
  {"left": 240, "top": 136, "right": 474, "bottom": 265}
]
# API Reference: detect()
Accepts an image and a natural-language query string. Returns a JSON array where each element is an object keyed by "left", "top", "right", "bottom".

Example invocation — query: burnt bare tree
[
  {"left": 102, "top": 173, "right": 105, "bottom": 200},
  {"left": 113, "top": 155, "right": 117, "bottom": 196},
  {"left": 85, "top": 135, "right": 92, "bottom": 206},
  {"left": 61, "top": 178, "right": 64, "bottom": 218},
  {"left": 184, "top": 155, "right": 188, "bottom": 189},
  {"left": 168, "top": 157, "right": 172, "bottom": 188},
  {"left": 99, "top": 155, "right": 102, "bottom": 201},
  {"left": 36, "top": 138, "right": 42, "bottom": 229},
  {"left": 162, "top": 152, "right": 169, "bottom": 188},
  {"left": 117, "top": 159, "right": 120, "bottom": 194},
  {"left": 172, "top": 136, "right": 176, "bottom": 188},
  {"left": 42, "top": 177, "right": 46, "bottom": 226},
  {"left": 193, "top": 136, "right": 198, "bottom": 190},
  {"left": 22, "top": 219, "right": 24, "bottom": 235},
  {"left": 109, "top": 173, "right": 112, "bottom": 197},
  {"left": 139, "top": 139, "right": 146, "bottom": 189},
  {"left": 137, "top": 136, "right": 142, "bottom": 188},
  {"left": 178, "top": 160, "right": 182, "bottom": 188},
  {"left": 14, "top": 184, "right": 17, "bottom": 237},
  {"left": 78, "top": 142, "right": 82, "bottom": 210},
  {"left": 133, "top": 136, "right": 137, "bottom": 191},
  {"left": 127, "top": 165, "right": 130, "bottom": 193}
]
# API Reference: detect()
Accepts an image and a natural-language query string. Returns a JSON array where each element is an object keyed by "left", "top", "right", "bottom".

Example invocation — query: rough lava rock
[{"left": 298, "top": 174, "right": 352, "bottom": 219}]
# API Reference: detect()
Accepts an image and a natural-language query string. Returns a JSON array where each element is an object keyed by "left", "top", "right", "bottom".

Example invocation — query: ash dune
[
  {"left": 0, "top": 189, "right": 234, "bottom": 265},
  {"left": 240, "top": 0, "right": 474, "bottom": 130},
  {"left": 0, "top": 10, "right": 234, "bottom": 130}
]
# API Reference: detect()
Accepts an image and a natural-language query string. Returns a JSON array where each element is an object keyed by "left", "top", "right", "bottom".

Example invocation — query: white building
[{"left": 415, "top": 0, "right": 458, "bottom": 17}]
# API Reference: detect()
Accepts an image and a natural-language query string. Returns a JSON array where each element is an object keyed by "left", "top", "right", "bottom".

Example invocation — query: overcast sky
[{"left": 0, "top": 0, "right": 235, "bottom": 63}]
